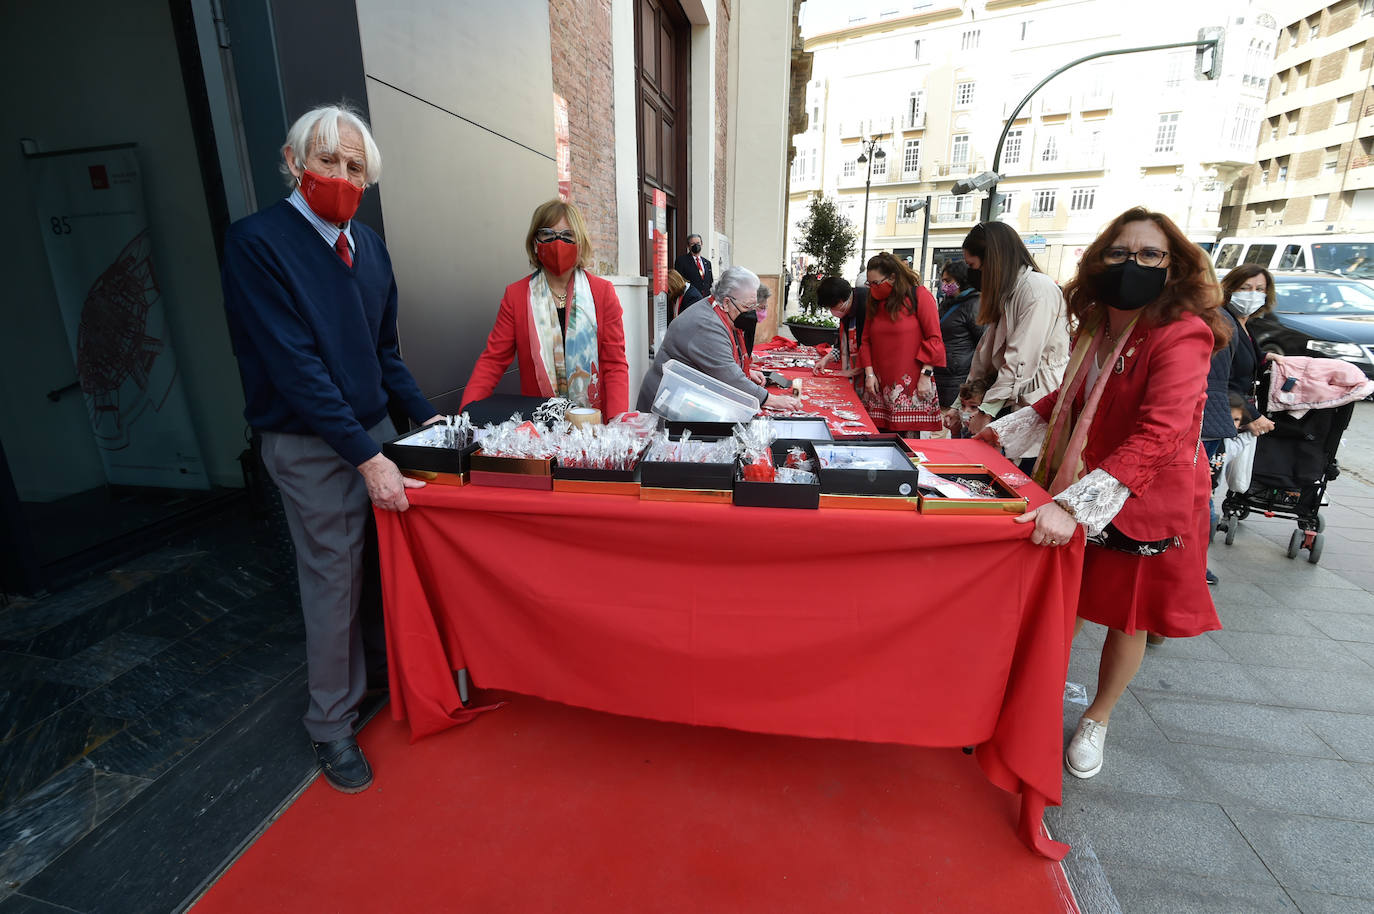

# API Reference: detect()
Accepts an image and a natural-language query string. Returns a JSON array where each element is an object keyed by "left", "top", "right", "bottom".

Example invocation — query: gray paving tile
[
  {"left": 1227, "top": 806, "right": 1374, "bottom": 898},
  {"left": 1208, "top": 630, "right": 1373, "bottom": 672},
  {"left": 1355, "top": 763, "right": 1374, "bottom": 790},
  {"left": 1246, "top": 667, "right": 1374, "bottom": 714},
  {"left": 1288, "top": 890, "right": 1374, "bottom": 914},
  {"left": 1139, "top": 631, "right": 1232, "bottom": 662},
  {"left": 1057, "top": 793, "right": 1270, "bottom": 880},
  {"left": 1345, "top": 641, "right": 1374, "bottom": 669},
  {"left": 1303, "top": 711, "right": 1374, "bottom": 763},
  {"left": 1213, "top": 601, "right": 1326, "bottom": 636},
  {"left": 1102, "top": 865, "right": 1297, "bottom": 914},
  {"left": 1260, "top": 584, "right": 1374, "bottom": 612},
  {"left": 1135, "top": 692, "right": 1339, "bottom": 758},
  {"left": 1300, "top": 611, "right": 1374, "bottom": 645},
  {"left": 1171, "top": 744, "right": 1374, "bottom": 821},
  {"left": 1208, "top": 578, "right": 1286, "bottom": 607},
  {"left": 1130, "top": 657, "right": 1277, "bottom": 705}
]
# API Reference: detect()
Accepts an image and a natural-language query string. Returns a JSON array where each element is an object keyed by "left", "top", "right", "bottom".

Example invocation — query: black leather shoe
[{"left": 312, "top": 736, "right": 373, "bottom": 793}]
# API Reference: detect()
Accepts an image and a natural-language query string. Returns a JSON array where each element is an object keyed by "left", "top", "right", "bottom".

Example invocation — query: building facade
[
  {"left": 1221, "top": 0, "right": 1374, "bottom": 237},
  {"left": 789, "top": 0, "right": 1279, "bottom": 284}
]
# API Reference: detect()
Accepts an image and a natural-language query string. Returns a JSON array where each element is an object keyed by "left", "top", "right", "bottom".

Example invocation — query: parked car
[{"left": 1249, "top": 272, "right": 1374, "bottom": 380}]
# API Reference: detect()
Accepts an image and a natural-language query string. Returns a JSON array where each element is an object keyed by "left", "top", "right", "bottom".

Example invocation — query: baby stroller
[{"left": 1215, "top": 356, "right": 1371, "bottom": 565}]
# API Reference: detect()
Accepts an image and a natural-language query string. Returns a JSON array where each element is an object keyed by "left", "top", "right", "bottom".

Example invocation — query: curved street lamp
[{"left": 857, "top": 135, "right": 887, "bottom": 282}]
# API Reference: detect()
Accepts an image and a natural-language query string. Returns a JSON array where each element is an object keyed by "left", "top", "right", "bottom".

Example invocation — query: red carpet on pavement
[{"left": 194, "top": 693, "right": 1077, "bottom": 913}]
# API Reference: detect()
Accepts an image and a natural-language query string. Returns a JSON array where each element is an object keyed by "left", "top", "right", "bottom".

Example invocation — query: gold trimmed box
[{"left": 916, "top": 464, "right": 1027, "bottom": 515}]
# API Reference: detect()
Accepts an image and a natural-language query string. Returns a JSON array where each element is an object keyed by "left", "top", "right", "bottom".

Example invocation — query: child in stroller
[{"left": 1215, "top": 355, "right": 1372, "bottom": 563}]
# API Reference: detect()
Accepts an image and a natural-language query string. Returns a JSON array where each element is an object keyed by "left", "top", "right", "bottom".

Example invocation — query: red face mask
[
  {"left": 537, "top": 238, "right": 579, "bottom": 276},
  {"left": 298, "top": 169, "right": 364, "bottom": 224},
  {"left": 869, "top": 279, "right": 893, "bottom": 301}
]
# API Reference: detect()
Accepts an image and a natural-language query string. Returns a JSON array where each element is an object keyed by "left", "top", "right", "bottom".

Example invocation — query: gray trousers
[{"left": 260, "top": 417, "right": 396, "bottom": 742}]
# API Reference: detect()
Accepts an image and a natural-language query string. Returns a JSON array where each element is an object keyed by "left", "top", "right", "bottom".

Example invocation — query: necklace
[{"left": 550, "top": 285, "right": 568, "bottom": 305}]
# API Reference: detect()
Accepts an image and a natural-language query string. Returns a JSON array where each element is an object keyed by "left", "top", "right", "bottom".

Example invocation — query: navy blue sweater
[{"left": 222, "top": 201, "right": 435, "bottom": 466}]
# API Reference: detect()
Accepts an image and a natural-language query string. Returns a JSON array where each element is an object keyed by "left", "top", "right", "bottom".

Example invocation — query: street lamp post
[
  {"left": 903, "top": 197, "right": 932, "bottom": 285},
  {"left": 857, "top": 134, "right": 887, "bottom": 282},
  {"left": 976, "top": 28, "right": 1226, "bottom": 222}
]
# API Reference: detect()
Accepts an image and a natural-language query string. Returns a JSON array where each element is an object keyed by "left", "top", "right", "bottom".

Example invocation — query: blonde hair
[{"left": 524, "top": 199, "right": 594, "bottom": 271}]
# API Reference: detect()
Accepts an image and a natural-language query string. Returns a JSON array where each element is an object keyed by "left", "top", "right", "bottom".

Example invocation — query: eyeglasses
[
  {"left": 535, "top": 228, "right": 577, "bottom": 244},
  {"left": 1102, "top": 247, "right": 1169, "bottom": 268},
  {"left": 726, "top": 296, "right": 757, "bottom": 309}
]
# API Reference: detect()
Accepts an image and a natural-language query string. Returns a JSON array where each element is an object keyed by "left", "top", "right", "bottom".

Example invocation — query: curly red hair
[{"left": 1062, "top": 207, "right": 1230, "bottom": 352}]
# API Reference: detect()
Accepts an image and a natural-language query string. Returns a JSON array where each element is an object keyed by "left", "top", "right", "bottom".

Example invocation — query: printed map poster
[{"left": 28, "top": 144, "right": 210, "bottom": 489}]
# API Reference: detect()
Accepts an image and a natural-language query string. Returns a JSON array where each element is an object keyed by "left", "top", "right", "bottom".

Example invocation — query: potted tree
[{"left": 787, "top": 195, "right": 857, "bottom": 347}]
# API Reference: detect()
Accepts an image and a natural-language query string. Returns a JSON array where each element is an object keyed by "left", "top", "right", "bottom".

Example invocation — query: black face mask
[
  {"left": 1104, "top": 261, "right": 1167, "bottom": 311},
  {"left": 966, "top": 268, "right": 981, "bottom": 291},
  {"left": 733, "top": 310, "right": 757, "bottom": 331},
  {"left": 690, "top": 243, "right": 702, "bottom": 254}
]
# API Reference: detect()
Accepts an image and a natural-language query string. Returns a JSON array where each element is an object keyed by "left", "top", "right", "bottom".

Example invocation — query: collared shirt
[{"left": 286, "top": 189, "right": 355, "bottom": 258}]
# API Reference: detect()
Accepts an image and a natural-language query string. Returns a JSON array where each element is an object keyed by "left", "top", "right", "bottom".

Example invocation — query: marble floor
[{"left": 0, "top": 498, "right": 331, "bottom": 913}]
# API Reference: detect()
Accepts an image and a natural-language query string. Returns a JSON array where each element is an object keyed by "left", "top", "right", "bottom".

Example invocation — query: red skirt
[{"left": 1076, "top": 461, "right": 1221, "bottom": 638}]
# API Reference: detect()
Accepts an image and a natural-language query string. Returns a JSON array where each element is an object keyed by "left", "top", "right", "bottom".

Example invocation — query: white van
[{"left": 1212, "top": 234, "right": 1374, "bottom": 279}]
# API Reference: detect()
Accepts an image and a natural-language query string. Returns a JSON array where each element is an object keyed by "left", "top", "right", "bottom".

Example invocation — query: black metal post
[
  {"left": 978, "top": 37, "right": 1221, "bottom": 222},
  {"left": 858, "top": 149, "right": 873, "bottom": 283},
  {"left": 920, "top": 194, "right": 931, "bottom": 284}
]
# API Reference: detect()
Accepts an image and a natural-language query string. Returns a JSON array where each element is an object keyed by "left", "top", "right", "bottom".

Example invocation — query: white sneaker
[{"left": 1065, "top": 717, "right": 1108, "bottom": 779}]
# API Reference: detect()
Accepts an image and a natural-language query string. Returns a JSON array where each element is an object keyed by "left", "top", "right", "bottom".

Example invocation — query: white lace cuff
[
  {"left": 987, "top": 406, "right": 1048, "bottom": 459},
  {"left": 1055, "top": 468, "right": 1131, "bottom": 537}
]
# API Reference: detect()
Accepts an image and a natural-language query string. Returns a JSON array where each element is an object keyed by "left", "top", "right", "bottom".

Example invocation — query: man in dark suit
[{"left": 673, "top": 233, "right": 713, "bottom": 297}]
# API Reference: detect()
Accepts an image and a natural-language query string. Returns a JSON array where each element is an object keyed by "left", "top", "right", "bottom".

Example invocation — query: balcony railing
[
  {"left": 900, "top": 111, "right": 927, "bottom": 130},
  {"left": 1080, "top": 91, "right": 1113, "bottom": 110},
  {"left": 930, "top": 208, "right": 978, "bottom": 224},
  {"left": 935, "top": 157, "right": 984, "bottom": 177},
  {"left": 1039, "top": 95, "right": 1072, "bottom": 116}
]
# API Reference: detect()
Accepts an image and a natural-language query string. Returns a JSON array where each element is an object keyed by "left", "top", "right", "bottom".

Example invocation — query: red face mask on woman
[
  {"left": 868, "top": 278, "right": 893, "bottom": 301},
  {"left": 537, "top": 238, "right": 579, "bottom": 276},
  {"left": 298, "top": 169, "right": 364, "bottom": 224}
]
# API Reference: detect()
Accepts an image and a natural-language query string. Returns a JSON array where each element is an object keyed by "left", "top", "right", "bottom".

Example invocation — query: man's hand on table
[
  {"left": 422, "top": 414, "right": 444, "bottom": 425},
  {"left": 749, "top": 368, "right": 766, "bottom": 385},
  {"left": 359, "top": 453, "right": 424, "bottom": 512}
]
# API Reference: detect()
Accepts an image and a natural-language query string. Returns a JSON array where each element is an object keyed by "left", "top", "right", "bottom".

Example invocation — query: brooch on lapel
[{"left": 1114, "top": 340, "right": 1138, "bottom": 375}]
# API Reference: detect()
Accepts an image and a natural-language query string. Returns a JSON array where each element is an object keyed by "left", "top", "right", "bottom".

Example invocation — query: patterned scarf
[
  {"left": 1033, "top": 310, "right": 1139, "bottom": 495},
  {"left": 528, "top": 269, "right": 601, "bottom": 408}
]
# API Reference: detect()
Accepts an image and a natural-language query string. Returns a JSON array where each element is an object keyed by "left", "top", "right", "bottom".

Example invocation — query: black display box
[
  {"left": 639, "top": 436, "right": 736, "bottom": 503},
  {"left": 732, "top": 439, "right": 821, "bottom": 509},
  {"left": 814, "top": 440, "right": 921, "bottom": 497},
  {"left": 382, "top": 426, "right": 480, "bottom": 487}
]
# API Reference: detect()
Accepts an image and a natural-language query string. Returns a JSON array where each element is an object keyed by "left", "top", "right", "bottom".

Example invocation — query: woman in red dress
[
  {"left": 979, "top": 207, "right": 1230, "bottom": 780},
  {"left": 858, "top": 252, "right": 945, "bottom": 434}
]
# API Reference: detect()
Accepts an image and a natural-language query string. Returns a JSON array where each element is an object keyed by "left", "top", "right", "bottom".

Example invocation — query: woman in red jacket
[
  {"left": 461, "top": 200, "right": 629, "bottom": 416},
  {"left": 979, "top": 207, "right": 1230, "bottom": 780},
  {"left": 858, "top": 252, "right": 945, "bottom": 434}
]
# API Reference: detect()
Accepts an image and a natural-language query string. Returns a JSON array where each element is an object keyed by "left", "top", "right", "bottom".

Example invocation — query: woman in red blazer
[
  {"left": 461, "top": 200, "right": 629, "bottom": 416},
  {"left": 979, "top": 207, "right": 1231, "bottom": 781}
]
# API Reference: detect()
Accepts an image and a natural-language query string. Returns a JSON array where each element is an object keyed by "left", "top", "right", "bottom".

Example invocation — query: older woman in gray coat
[{"left": 637, "top": 266, "right": 803, "bottom": 412}]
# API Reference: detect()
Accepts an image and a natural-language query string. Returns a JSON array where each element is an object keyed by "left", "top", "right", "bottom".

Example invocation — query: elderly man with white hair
[
  {"left": 221, "top": 103, "right": 440, "bottom": 793},
  {"left": 637, "top": 265, "right": 802, "bottom": 412}
]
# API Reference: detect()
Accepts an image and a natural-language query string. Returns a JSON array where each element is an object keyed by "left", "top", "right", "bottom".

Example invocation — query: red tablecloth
[{"left": 376, "top": 439, "right": 1082, "bottom": 858}]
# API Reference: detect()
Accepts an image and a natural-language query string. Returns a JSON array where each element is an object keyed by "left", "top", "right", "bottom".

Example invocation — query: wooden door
[{"left": 635, "top": 0, "right": 690, "bottom": 276}]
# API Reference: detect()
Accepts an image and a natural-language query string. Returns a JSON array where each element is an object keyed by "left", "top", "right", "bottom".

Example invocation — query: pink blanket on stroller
[{"left": 1267, "top": 355, "right": 1374, "bottom": 416}]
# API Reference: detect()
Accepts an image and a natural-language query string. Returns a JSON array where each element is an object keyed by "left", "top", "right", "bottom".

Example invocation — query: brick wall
[
  {"left": 548, "top": 0, "right": 620, "bottom": 275},
  {"left": 714, "top": 0, "right": 730, "bottom": 236}
]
